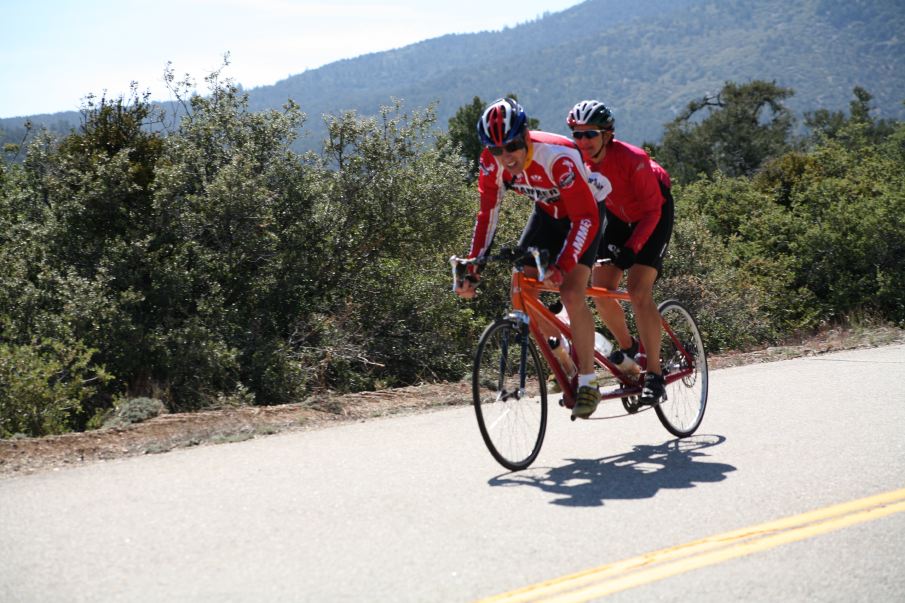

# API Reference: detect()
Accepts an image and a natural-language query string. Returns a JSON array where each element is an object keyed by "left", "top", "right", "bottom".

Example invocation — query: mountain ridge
[{"left": 3, "top": 0, "right": 903, "bottom": 152}]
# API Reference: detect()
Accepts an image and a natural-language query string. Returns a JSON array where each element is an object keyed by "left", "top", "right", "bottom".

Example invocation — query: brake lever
[
  {"left": 450, "top": 256, "right": 480, "bottom": 293},
  {"left": 449, "top": 256, "right": 464, "bottom": 292},
  {"left": 528, "top": 247, "right": 546, "bottom": 282}
]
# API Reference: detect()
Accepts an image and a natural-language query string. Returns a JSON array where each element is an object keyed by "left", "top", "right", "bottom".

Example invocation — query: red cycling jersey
[
  {"left": 469, "top": 131, "right": 601, "bottom": 272},
  {"left": 584, "top": 139, "right": 671, "bottom": 253}
]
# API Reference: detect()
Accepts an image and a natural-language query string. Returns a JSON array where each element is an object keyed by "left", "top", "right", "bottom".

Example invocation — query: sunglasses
[
  {"left": 572, "top": 129, "right": 609, "bottom": 140},
  {"left": 487, "top": 139, "right": 527, "bottom": 156}
]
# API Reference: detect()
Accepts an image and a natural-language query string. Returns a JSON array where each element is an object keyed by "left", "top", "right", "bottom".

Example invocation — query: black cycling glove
[{"left": 608, "top": 244, "right": 636, "bottom": 270}]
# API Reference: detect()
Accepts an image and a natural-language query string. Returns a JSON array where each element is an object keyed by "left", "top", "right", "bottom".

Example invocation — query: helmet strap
[{"left": 590, "top": 132, "right": 611, "bottom": 162}]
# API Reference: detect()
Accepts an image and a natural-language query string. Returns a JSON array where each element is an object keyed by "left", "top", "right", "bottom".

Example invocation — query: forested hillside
[
  {"left": 2, "top": 0, "right": 903, "bottom": 152},
  {"left": 189, "top": 0, "right": 905, "bottom": 148}
]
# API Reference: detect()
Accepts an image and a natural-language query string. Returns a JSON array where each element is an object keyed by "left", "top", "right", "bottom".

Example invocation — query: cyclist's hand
[
  {"left": 608, "top": 244, "right": 636, "bottom": 270},
  {"left": 455, "top": 274, "right": 479, "bottom": 299},
  {"left": 546, "top": 265, "right": 565, "bottom": 287}
]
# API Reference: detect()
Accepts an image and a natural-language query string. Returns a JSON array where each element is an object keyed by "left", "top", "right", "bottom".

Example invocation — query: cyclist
[
  {"left": 455, "top": 98, "right": 610, "bottom": 419},
  {"left": 566, "top": 99, "right": 674, "bottom": 405}
]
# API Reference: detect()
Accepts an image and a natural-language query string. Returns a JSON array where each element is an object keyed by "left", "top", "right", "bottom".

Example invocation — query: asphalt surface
[{"left": 2, "top": 344, "right": 904, "bottom": 602}]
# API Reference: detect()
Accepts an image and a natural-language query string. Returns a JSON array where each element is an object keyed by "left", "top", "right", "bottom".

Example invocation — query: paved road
[{"left": 2, "top": 345, "right": 904, "bottom": 602}]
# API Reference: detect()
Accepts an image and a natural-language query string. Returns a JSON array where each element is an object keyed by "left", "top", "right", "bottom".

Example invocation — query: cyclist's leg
[
  {"left": 560, "top": 264, "right": 595, "bottom": 375},
  {"left": 593, "top": 263, "right": 633, "bottom": 349},
  {"left": 516, "top": 207, "right": 597, "bottom": 364},
  {"left": 561, "top": 205, "right": 602, "bottom": 378},
  {"left": 626, "top": 265, "right": 661, "bottom": 374},
  {"left": 593, "top": 210, "right": 634, "bottom": 350},
  {"left": 565, "top": 210, "right": 604, "bottom": 419},
  {"left": 563, "top": 263, "right": 602, "bottom": 418},
  {"left": 631, "top": 187, "right": 674, "bottom": 377},
  {"left": 634, "top": 188, "right": 674, "bottom": 402},
  {"left": 517, "top": 209, "right": 562, "bottom": 343}
]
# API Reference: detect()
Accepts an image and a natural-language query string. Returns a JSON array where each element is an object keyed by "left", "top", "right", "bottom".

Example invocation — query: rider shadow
[{"left": 488, "top": 435, "right": 735, "bottom": 507}]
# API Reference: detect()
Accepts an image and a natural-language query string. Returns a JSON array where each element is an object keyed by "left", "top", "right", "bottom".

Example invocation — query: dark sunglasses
[
  {"left": 487, "top": 139, "right": 527, "bottom": 156},
  {"left": 572, "top": 129, "right": 608, "bottom": 140}
]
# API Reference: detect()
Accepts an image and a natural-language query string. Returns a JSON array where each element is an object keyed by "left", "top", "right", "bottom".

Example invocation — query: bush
[
  {"left": 660, "top": 187, "right": 780, "bottom": 352},
  {"left": 1, "top": 71, "right": 902, "bottom": 437},
  {"left": 105, "top": 397, "right": 167, "bottom": 427},
  {"left": 0, "top": 340, "right": 111, "bottom": 438},
  {"left": 2, "top": 71, "right": 484, "bottom": 421}
]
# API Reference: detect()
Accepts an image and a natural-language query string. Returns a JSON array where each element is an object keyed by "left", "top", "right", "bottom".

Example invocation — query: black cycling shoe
[
  {"left": 640, "top": 372, "right": 666, "bottom": 405},
  {"left": 607, "top": 338, "right": 638, "bottom": 362}
]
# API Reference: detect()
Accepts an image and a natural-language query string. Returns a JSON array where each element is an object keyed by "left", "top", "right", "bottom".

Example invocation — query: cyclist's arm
[
  {"left": 623, "top": 158, "right": 664, "bottom": 253},
  {"left": 587, "top": 171, "right": 613, "bottom": 202},
  {"left": 467, "top": 149, "right": 506, "bottom": 265},
  {"left": 551, "top": 156, "right": 599, "bottom": 272}
]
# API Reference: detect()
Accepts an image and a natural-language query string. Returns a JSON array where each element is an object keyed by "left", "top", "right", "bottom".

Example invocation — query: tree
[
  {"left": 804, "top": 86, "right": 897, "bottom": 145},
  {"left": 447, "top": 96, "right": 486, "bottom": 180},
  {"left": 0, "top": 71, "right": 484, "bottom": 432},
  {"left": 655, "top": 80, "right": 795, "bottom": 183}
]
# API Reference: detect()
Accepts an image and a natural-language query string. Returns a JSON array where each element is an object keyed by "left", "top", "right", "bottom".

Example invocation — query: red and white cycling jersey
[
  {"left": 584, "top": 138, "right": 671, "bottom": 253},
  {"left": 469, "top": 131, "right": 610, "bottom": 272}
]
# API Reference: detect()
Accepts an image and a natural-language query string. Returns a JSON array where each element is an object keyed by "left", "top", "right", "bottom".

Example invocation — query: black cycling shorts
[
  {"left": 599, "top": 184, "right": 674, "bottom": 273},
  {"left": 517, "top": 203, "right": 604, "bottom": 270}
]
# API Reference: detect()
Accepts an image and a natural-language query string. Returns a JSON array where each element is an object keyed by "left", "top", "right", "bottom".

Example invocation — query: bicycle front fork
[{"left": 506, "top": 311, "right": 531, "bottom": 398}]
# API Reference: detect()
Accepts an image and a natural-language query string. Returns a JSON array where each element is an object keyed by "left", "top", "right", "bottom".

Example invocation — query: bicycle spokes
[
  {"left": 472, "top": 319, "right": 548, "bottom": 471},
  {"left": 655, "top": 301, "right": 708, "bottom": 437}
]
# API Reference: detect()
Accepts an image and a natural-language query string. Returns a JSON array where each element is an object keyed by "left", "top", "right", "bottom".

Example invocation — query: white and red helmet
[{"left": 566, "top": 100, "right": 614, "bottom": 130}]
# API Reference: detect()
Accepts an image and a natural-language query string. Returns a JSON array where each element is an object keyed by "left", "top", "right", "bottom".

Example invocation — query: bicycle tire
[
  {"left": 654, "top": 300, "right": 708, "bottom": 437},
  {"left": 472, "top": 318, "right": 548, "bottom": 471}
]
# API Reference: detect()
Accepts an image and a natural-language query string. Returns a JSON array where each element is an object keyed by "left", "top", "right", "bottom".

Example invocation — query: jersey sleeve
[
  {"left": 651, "top": 160, "right": 671, "bottom": 188},
  {"left": 468, "top": 149, "right": 506, "bottom": 263},
  {"left": 624, "top": 157, "right": 665, "bottom": 253},
  {"left": 549, "top": 156, "right": 599, "bottom": 272},
  {"left": 587, "top": 171, "right": 613, "bottom": 203}
]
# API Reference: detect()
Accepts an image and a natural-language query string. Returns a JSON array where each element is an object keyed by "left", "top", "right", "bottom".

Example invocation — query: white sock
[{"left": 578, "top": 373, "right": 597, "bottom": 388}]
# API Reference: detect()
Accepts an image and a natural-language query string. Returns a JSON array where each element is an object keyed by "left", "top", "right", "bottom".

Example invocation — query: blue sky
[{"left": 2, "top": 0, "right": 582, "bottom": 118}]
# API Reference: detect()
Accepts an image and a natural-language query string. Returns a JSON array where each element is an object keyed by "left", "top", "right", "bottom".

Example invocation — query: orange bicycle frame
[{"left": 509, "top": 270, "right": 695, "bottom": 408}]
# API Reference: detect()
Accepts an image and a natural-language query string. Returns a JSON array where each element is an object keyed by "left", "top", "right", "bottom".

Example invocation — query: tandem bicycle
[{"left": 451, "top": 246, "right": 708, "bottom": 471}]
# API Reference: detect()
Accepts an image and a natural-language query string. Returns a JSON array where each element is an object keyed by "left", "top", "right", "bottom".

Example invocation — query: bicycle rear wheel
[
  {"left": 472, "top": 318, "right": 548, "bottom": 471},
  {"left": 655, "top": 300, "right": 708, "bottom": 437}
]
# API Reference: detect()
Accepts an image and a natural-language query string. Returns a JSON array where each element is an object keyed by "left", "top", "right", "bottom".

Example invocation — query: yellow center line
[{"left": 477, "top": 488, "right": 905, "bottom": 603}]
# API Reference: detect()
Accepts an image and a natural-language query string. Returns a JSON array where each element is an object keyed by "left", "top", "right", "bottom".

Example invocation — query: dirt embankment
[{"left": 2, "top": 326, "right": 902, "bottom": 477}]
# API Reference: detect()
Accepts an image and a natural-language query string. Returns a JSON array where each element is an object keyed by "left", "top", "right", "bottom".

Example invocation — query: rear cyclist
[
  {"left": 566, "top": 99, "right": 674, "bottom": 405},
  {"left": 454, "top": 98, "right": 610, "bottom": 419}
]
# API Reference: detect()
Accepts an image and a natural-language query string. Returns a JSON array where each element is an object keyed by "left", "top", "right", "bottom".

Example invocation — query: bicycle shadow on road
[{"left": 488, "top": 435, "right": 734, "bottom": 507}]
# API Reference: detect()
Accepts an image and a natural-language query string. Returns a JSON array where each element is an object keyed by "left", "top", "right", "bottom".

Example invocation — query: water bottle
[
  {"left": 548, "top": 336, "right": 576, "bottom": 379},
  {"left": 610, "top": 346, "right": 641, "bottom": 376},
  {"left": 594, "top": 331, "right": 613, "bottom": 356}
]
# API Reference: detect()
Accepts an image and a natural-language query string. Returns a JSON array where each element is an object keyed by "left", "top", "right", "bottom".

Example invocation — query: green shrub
[
  {"left": 0, "top": 340, "right": 111, "bottom": 438},
  {"left": 1, "top": 73, "right": 903, "bottom": 436},
  {"left": 660, "top": 189, "right": 780, "bottom": 352}
]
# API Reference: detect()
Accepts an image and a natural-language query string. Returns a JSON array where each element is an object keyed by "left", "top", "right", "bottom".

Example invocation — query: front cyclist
[
  {"left": 566, "top": 99, "right": 674, "bottom": 405},
  {"left": 454, "top": 98, "right": 610, "bottom": 419}
]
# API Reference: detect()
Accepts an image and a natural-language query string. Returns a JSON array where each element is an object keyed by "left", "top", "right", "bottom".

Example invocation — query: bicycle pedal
[{"left": 641, "top": 393, "right": 667, "bottom": 407}]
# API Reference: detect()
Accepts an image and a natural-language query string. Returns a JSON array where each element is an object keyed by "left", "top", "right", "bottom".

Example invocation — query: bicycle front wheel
[
  {"left": 655, "top": 300, "right": 708, "bottom": 437},
  {"left": 472, "top": 318, "right": 548, "bottom": 471}
]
